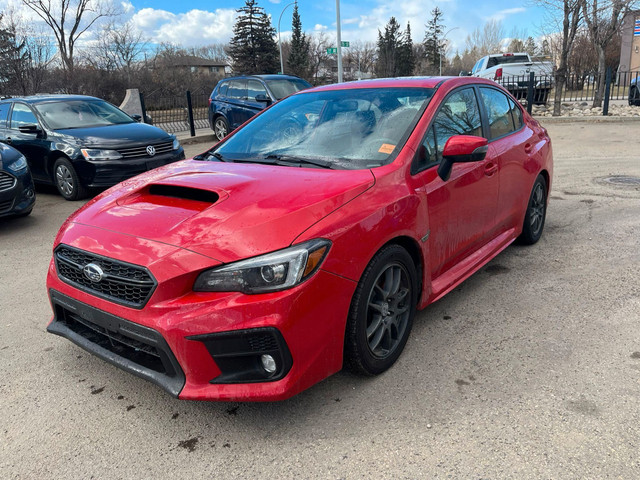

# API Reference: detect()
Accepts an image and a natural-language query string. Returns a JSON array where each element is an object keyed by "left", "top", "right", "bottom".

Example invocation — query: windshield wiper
[
  {"left": 204, "top": 151, "right": 229, "bottom": 162},
  {"left": 264, "top": 154, "right": 334, "bottom": 169}
]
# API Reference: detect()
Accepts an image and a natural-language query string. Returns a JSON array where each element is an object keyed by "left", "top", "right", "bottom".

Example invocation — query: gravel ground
[{"left": 1, "top": 122, "right": 639, "bottom": 479}]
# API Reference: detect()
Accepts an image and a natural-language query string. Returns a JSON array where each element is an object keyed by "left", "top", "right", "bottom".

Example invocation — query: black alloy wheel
[
  {"left": 518, "top": 174, "right": 547, "bottom": 245},
  {"left": 53, "top": 158, "right": 88, "bottom": 201},
  {"left": 345, "top": 245, "right": 418, "bottom": 376},
  {"left": 214, "top": 116, "right": 229, "bottom": 141}
]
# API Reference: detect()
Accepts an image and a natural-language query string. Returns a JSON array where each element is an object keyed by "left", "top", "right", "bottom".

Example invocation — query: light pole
[
  {"left": 439, "top": 27, "right": 459, "bottom": 76},
  {"left": 278, "top": 1, "right": 297, "bottom": 74},
  {"left": 336, "top": 0, "right": 343, "bottom": 82}
]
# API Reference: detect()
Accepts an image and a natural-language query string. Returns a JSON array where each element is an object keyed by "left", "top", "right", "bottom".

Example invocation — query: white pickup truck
[{"left": 471, "top": 53, "right": 554, "bottom": 105}]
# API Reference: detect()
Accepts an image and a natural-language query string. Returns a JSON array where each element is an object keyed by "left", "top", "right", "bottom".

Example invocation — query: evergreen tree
[
  {"left": 376, "top": 17, "right": 401, "bottom": 77},
  {"left": 397, "top": 22, "right": 415, "bottom": 76},
  {"left": 0, "top": 16, "right": 30, "bottom": 94},
  {"left": 287, "top": 3, "right": 310, "bottom": 78},
  {"left": 423, "top": 7, "right": 445, "bottom": 69},
  {"left": 229, "top": 0, "right": 279, "bottom": 74}
]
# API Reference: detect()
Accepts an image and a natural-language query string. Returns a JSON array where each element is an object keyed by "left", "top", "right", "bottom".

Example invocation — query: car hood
[
  {"left": 69, "top": 160, "right": 375, "bottom": 263},
  {"left": 54, "top": 123, "right": 172, "bottom": 147}
]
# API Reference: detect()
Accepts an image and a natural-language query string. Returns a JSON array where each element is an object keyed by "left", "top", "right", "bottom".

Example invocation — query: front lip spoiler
[{"left": 47, "top": 289, "right": 185, "bottom": 397}]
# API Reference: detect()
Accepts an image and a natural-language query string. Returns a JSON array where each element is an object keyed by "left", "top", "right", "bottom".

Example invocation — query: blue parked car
[
  {"left": 208, "top": 75, "right": 312, "bottom": 141},
  {"left": 0, "top": 143, "right": 35, "bottom": 218}
]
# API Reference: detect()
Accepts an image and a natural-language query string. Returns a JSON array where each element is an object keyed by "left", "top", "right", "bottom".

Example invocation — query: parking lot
[{"left": 1, "top": 121, "right": 639, "bottom": 478}]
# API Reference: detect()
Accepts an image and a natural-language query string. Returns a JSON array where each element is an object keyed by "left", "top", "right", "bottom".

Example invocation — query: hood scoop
[
  {"left": 148, "top": 184, "right": 220, "bottom": 204},
  {"left": 116, "top": 182, "right": 226, "bottom": 213}
]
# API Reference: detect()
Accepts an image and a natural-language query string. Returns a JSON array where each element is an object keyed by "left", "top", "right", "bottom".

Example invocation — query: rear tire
[
  {"left": 344, "top": 245, "right": 418, "bottom": 376},
  {"left": 518, "top": 174, "right": 547, "bottom": 245},
  {"left": 53, "top": 158, "right": 88, "bottom": 201},
  {"left": 629, "top": 87, "right": 640, "bottom": 106},
  {"left": 213, "top": 116, "right": 229, "bottom": 141}
]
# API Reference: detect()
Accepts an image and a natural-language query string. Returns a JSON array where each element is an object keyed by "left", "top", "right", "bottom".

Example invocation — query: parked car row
[{"left": 0, "top": 95, "right": 185, "bottom": 205}]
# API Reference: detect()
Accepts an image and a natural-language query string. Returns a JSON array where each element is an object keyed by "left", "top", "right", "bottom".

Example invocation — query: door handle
[
  {"left": 524, "top": 143, "right": 533, "bottom": 154},
  {"left": 484, "top": 163, "right": 498, "bottom": 177},
  {"left": 5, "top": 137, "right": 12, "bottom": 144}
]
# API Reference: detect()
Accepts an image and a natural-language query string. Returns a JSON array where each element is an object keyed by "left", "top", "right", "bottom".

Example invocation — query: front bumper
[
  {"left": 74, "top": 148, "right": 186, "bottom": 188},
  {"left": 46, "top": 227, "right": 356, "bottom": 401},
  {"left": 0, "top": 170, "right": 36, "bottom": 217}
]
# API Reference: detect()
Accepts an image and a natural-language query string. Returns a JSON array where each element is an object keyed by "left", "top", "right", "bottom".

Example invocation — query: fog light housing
[
  {"left": 261, "top": 354, "right": 277, "bottom": 374},
  {"left": 189, "top": 327, "right": 293, "bottom": 384}
]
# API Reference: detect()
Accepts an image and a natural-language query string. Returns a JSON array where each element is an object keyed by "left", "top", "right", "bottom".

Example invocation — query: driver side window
[{"left": 415, "top": 88, "right": 482, "bottom": 172}]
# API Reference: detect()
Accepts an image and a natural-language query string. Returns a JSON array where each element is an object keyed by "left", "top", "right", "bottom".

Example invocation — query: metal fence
[
  {"left": 140, "top": 88, "right": 210, "bottom": 135},
  {"left": 497, "top": 69, "right": 640, "bottom": 115}
]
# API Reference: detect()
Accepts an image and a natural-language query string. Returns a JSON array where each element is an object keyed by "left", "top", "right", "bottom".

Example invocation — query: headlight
[
  {"left": 7, "top": 155, "right": 28, "bottom": 174},
  {"left": 81, "top": 149, "right": 123, "bottom": 161},
  {"left": 172, "top": 138, "right": 180, "bottom": 150},
  {"left": 194, "top": 239, "right": 331, "bottom": 294}
]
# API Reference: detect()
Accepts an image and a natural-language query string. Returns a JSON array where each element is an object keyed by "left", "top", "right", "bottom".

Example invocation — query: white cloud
[
  {"left": 269, "top": 0, "right": 282, "bottom": 3},
  {"left": 129, "top": 8, "right": 237, "bottom": 46},
  {"left": 314, "top": 24, "right": 328, "bottom": 31},
  {"left": 486, "top": 7, "right": 526, "bottom": 22}
]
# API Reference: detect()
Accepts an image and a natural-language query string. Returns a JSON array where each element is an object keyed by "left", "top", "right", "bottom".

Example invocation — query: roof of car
[
  {"left": 0, "top": 94, "right": 102, "bottom": 104},
  {"left": 307, "top": 76, "right": 494, "bottom": 92},
  {"left": 220, "top": 74, "right": 305, "bottom": 82}
]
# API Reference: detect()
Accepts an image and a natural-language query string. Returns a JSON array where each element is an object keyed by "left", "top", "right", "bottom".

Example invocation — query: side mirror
[
  {"left": 437, "top": 135, "right": 488, "bottom": 181},
  {"left": 18, "top": 124, "right": 43, "bottom": 135},
  {"left": 131, "top": 114, "right": 142, "bottom": 122},
  {"left": 255, "top": 94, "right": 271, "bottom": 104}
]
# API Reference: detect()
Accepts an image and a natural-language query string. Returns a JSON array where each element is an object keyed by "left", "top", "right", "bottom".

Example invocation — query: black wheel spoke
[{"left": 366, "top": 314, "right": 384, "bottom": 338}]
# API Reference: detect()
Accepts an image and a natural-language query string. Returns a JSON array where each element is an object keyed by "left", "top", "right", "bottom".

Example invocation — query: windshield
[
  {"left": 265, "top": 78, "right": 312, "bottom": 100},
  {"left": 211, "top": 87, "right": 434, "bottom": 170},
  {"left": 35, "top": 100, "right": 134, "bottom": 129}
]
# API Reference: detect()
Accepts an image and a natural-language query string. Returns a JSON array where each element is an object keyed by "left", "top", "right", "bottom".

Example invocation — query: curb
[
  {"left": 533, "top": 115, "right": 640, "bottom": 124},
  {"left": 178, "top": 133, "right": 217, "bottom": 146}
]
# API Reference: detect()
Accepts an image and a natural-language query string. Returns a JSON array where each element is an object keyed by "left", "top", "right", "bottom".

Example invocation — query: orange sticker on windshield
[{"left": 378, "top": 143, "right": 395, "bottom": 154}]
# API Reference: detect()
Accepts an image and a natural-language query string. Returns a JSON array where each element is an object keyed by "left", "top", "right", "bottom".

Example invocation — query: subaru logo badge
[
  {"left": 146, "top": 145, "right": 156, "bottom": 157},
  {"left": 83, "top": 263, "right": 105, "bottom": 283}
]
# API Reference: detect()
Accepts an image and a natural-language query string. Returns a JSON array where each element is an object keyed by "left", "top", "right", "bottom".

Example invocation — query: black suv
[
  {"left": 208, "top": 75, "right": 311, "bottom": 141},
  {"left": 0, "top": 95, "right": 185, "bottom": 200}
]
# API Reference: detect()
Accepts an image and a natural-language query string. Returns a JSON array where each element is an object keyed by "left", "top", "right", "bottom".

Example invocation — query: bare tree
[
  {"left": 21, "top": 0, "right": 121, "bottom": 75},
  {"left": 344, "top": 40, "right": 376, "bottom": 80},
  {"left": 465, "top": 20, "right": 505, "bottom": 57},
  {"left": 308, "top": 32, "right": 331, "bottom": 85},
  {"left": 91, "top": 21, "right": 147, "bottom": 83},
  {"left": 580, "top": 0, "right": 636, "bottom": 107},
  {"left": 536, "top": 0, "right": 582, "bottom": 115}
]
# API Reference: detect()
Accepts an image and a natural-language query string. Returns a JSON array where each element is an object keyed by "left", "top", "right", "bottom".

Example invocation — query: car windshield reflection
[
  {"left": 212, "top": 87, "right": 435, "bottom": 170},
  {"left": 35, "top": 100, "right": 135, "bottom": 130}
]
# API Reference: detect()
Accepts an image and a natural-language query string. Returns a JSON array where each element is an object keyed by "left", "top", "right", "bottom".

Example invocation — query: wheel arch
[
  {"left": 47, "top": 151, "right": 72, "bottom": 181},
  {"left": 374, "top": 235, "right": 425, "bottom": 306}
]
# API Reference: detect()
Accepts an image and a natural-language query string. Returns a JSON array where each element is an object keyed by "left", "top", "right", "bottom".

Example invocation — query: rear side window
[
  {"left": 508, "top": 98, "right": 523, "bottom": 129},
  {"left": 0, "top": 103, "right": 9, "bottom": 128},
  {"left": 10, "top": 103, "right": 38, "bottom": 129},
  {"left": 479, "top": 87, "right": 516, "bottom": 139},
  {"left": 218, "top": 82, "right": 229, "bottom": 96},
  {"left": 228, "top": 80, "right": 247, "bottom": 100}
]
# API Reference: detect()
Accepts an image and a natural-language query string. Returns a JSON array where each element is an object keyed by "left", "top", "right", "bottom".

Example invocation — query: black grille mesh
[
  {"left": 0, "top": 172, "right": 16, "bottom": 192},
  {"left": 117, "top": 141, "right": 174, "bottom": 159},
  {"left": 55, "top": 245, "right": 156, "bottom": 308},
  {"left": 0, "top": 199, "right": 13, "bottom": 213}
]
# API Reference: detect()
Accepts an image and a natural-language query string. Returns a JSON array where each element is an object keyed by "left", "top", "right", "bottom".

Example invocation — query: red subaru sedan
[{"left": 46, "top": 77, "right": 552, "bottom": 401}]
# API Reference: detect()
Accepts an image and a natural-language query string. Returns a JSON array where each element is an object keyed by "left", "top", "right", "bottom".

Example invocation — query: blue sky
[{"left": 1, "top": 0, "right": 550, "bottom": 53}]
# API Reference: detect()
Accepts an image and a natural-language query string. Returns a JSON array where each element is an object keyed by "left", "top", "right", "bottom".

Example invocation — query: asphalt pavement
[{"left": 1, "top": 122, "right": 639, "bottom": 478}]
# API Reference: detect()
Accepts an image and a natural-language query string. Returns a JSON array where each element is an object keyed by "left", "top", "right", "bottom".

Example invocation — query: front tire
[
  {"left": 213, "top": 116, "right": 229, "bottom": 141},
  {"left": 53, "top": 158, "right": 88, "bottom": 201},
  {"left": 518, "top": 174, "right": 548, "bottom": 245},
  {"left": 344, "top": 245, "right": 418, "bottom": 376}
]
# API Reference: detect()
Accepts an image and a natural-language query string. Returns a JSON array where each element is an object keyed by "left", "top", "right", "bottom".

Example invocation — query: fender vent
[{"left": 148, "top": 184, "right": 219, "bottom": 203}]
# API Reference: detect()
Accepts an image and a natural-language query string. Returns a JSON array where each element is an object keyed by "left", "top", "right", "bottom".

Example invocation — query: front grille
[
  {"left": 0, "top": 198, "right": 13, "bottom": 213},
  {"left": 117, "top": 141, "right": 174, "bottom": 159},
  {"left": 0, "top": 172, "right": 16, "bottom": 192},
  {"left": 54, "top": 245, "right": 156, "bottom": 309}
]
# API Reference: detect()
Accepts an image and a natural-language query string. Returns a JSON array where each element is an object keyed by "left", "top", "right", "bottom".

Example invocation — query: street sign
[
  {"left": 326, "top": 47, "right": 338, "bottom": 54},
  {"left": 341, "top": 41, "right": 350, "bottom": 47}
]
